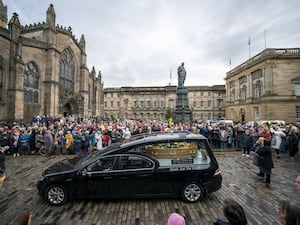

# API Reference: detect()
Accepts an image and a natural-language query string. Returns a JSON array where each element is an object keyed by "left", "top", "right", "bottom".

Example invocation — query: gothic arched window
[
  {"left": 59, "top": 48, "right": 75, "bottom": 92},
  {"left": 88, "top": 84, "right": 91, "bottom": 108},
  {"left": 24, "top": 62, "right": 39, "bottom": 103}
]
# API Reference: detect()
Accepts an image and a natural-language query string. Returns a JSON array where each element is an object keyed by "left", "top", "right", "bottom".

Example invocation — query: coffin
[{"left": 147, "top": 143, "right": 198, "bottom": 159}]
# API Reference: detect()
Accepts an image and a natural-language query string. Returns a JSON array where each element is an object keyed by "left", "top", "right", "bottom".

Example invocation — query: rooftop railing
[{"left": 227, "top": 48, "right": 300, "bottom": 77}]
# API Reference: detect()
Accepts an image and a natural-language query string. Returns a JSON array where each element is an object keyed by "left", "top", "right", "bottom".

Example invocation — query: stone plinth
[{"left": 173, "top": 86, "right": 192, "bottom": 123}]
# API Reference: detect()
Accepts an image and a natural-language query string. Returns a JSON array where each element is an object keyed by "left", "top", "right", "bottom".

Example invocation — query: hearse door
[
  {"left": 112, "top": 155, "right": 155, "bottom": 197},
  {"left": 76, "top": 156, "right": 117, "bottom": 198}
]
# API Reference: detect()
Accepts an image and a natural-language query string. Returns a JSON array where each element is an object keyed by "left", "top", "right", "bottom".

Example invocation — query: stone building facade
[
  {"left": 225, "top": 48, "right": 300, "bottom": 123},
  {"left": 0, "top": 2, "right": 104, "bottom": 124},
  {"left": 103, "top": 85, "right": 226, "bottom": 122}
]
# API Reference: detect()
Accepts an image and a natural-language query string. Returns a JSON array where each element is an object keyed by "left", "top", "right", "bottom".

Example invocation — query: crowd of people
[
  {"left": 0, "top": 115, "right": 299, "bottom": 157},
  {"left": 0, "top": 115, "right": 298, "bottom": 180},
  {"left": 167, "top": 195, "right": 300, "bottom": 225},
  {"left": 1, "top": 115, "right": 300, "bottom": 225}
]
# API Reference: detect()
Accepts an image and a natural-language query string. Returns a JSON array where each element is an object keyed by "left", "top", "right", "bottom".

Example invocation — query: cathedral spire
[
  {"left": 0, "top": 0, "right": 7, "bottom": 28},
  {"left": 79, "top": 34, "right": 86, "bottom": 52},
  {"left": 8, "top": 12, "right": 21, "bottom": 41},
  {"left": 46, "top": 4, "right": 56, "bottom": 28},
  {"left": 91, "top": 66, "right": 96, "bottom": 77},
  {"left": 8, "top": 12, "right": 20, "bottom": 27},
  {"left": 98, "top": 70, "right": 102, "bottom": 82}
]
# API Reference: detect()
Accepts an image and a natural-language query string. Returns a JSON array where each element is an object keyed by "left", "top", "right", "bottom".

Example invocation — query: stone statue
[{"left": 177, "top": 62, "right": 186, "bottom": 87}]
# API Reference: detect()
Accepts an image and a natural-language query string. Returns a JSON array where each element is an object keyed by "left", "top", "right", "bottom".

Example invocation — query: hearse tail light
[{"left": 214, "top": 169, "right": 221, "bottom": 176}]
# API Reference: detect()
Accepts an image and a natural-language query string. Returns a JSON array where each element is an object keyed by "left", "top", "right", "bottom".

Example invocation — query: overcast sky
[{"left": 4, "top": 0, "right": 300, "bottom": 87}]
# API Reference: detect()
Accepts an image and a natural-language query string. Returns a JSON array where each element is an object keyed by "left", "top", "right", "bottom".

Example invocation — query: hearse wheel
[
  {"left": 181, "top": 182, "right": 203, "bottom": 202},
  {"left": 45, "top": 184, "right": 68, "bottom": 206}
]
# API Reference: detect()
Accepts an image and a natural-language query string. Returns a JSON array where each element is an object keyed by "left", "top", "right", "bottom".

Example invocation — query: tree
[{"left": 165, "top": 107, "right": 172, "bottom": 124}]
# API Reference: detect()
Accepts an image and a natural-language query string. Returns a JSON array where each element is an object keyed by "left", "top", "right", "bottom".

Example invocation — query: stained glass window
[
  {"left": 24, "top": 62, "right": 39, "bottom": 103},
  {"left": 59, "top": 48, "right": 75, "bottom": 92}
]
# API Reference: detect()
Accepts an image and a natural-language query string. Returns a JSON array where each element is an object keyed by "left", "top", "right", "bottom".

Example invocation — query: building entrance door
[{"left": 63, "top": 103, "right": 73, "bottom": 116}]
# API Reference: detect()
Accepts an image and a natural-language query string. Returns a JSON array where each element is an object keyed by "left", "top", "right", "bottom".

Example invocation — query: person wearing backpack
[{"left": 81, "top": 130, "right": 90, "bottom": 154}]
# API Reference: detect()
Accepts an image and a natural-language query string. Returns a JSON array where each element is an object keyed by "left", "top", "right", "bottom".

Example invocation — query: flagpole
[
  {"left": 248, "top": 36, "right": 251, "bottom": 58},
  {"left": 169, "top": 68, "right": 172, "bottom": 86},
  {"left": 264, "top": 29, "right": 267, "bottom": 49}
]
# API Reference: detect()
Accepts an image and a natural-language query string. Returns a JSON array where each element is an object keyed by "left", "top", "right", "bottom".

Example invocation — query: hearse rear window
[{"left": 127, "top": 140, "right": 211, "bottom": 167}]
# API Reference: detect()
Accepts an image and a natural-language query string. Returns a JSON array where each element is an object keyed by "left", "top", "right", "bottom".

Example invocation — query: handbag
[{"left": 253, "top": 153, "right": 264, "bottom": 167}]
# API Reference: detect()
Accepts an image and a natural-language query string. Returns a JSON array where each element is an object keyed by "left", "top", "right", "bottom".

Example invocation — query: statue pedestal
[{"left": 173, "top": 86, "right": 192, "bottom": 123}]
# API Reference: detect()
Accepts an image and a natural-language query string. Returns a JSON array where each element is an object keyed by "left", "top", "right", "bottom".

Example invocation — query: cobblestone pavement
[{"left": 0, "top": 151, "right": 299, "bottom": 225}]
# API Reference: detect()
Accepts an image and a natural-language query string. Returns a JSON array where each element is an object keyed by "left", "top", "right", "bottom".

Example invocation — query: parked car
[{"left": 37, "top": 132, "right": 222, "bottom": 206}]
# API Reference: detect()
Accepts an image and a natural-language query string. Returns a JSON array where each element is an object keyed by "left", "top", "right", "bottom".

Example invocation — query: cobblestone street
[{"left": 0, "top": 151, "right": 299, "bottom": 225}]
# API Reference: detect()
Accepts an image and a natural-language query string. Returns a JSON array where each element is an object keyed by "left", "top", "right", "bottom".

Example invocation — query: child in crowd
[
  {"left": 214, "top": 198, "right": 247, "bottom": 225},
  {"left": 167, "top": 213, "right": 186, "bottom": 225}
]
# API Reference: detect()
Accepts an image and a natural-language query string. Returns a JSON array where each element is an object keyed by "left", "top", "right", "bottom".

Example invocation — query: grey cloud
[{"left": 5, "top": 0, "right": 300, "bottom": 87}]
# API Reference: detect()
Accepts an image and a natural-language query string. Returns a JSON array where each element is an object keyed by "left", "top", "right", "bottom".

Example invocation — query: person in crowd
[
  {"left": 219, "top": 126, "right": 228, "bottom": 150},
  {"left": 199, "top": 123, "right": 209, "bottom": 138},
  {"left": 111, "top": 128, "right": 122, "bottom": 143},
  {"left": 270, "top": 125, "right": 286, "bottom": 158},
  {"left": 278, "top": 200, "right": 300, "bottom": 225},
  {"left": 0, "top": 128, "right": 10, "bottom": 152},
  {"left": 259, "top": 126, "right": 271, "bottom": 139},
  {"left": 91, "top": 128, "right": 98, "bottom": 150},
  {"left": 52, "top": 129, "right": 58, "bottom": 153},
  {"left": 295, "top": 175, "right": 300, "bottom": 193},
  {"left": 81, "top": 130, "right": 90, "bottom": 154},
  {"left": 167, "top": 213, "right": 186, "bottom": 225},
  {"left": 18, "top": 129, "right": 31, "bottom": 156},
  {"left": 123, "top": 127, "right": 131, "bottom": 140},
  {"left": 241, "top": 129, "right": 253, "bottom": 157},
  {"left": 0, "top": 146, "right": 6, "bottom": 183},
  {"left": 213, "top": 198, "right": 247, "bottom": 225},
  {"left": 65, "top": 130, "right": 74, "bottom": 154},
  {"left": 95, "top": 129, "right": 103, "bottom": 150},
  {"left": 102, "top": 131, "right": 110, "bottom": 147},
  {"left": 57, "top": 130, "right": 66, "bottom": 154},
  {"left": 232, "top": 125, "right": 238, "bottom": 149},
  {"left": 227, "top": 126, "right": 234, "bottom": 149},
  {"left": 73, "top": 131, "right": 82, "bottom": 154},
  {"left": 211, "top": 126, "right": 220, "bottom": 148},
  {"left": 44, "top": 130, "right": 54, "bottom": 156},
  {"left": 236, "top": 124, "right": 245, "bottom": 151},
  {"left": 236, "top": 125, "right": 245, "bottom": 151},
  {"left": 249, "top": 129, "right": 259, "bottom": 152},
  {"left": 34, "top": 129, "right": 44, "bottom": 153},
  {"left": 254, "top": 137, "right": 274, "bottom": 188},
  {"left": 286, "top": 129, "right": 299, "bottom": 159},
  {"left": 29, "top": 127, "right": 37, "bottom": 154}
]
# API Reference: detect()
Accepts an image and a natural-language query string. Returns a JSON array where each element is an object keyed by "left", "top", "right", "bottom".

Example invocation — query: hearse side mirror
[{"left": 81, "top": 168, "right": 87, "bottom": 176}]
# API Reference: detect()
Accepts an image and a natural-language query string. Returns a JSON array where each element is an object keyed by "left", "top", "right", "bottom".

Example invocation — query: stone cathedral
[{"left": 0, "top": 2, "right": 104, "bottom": 124}]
